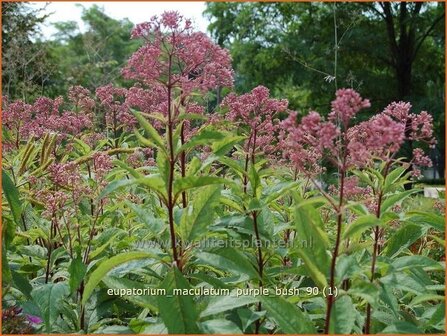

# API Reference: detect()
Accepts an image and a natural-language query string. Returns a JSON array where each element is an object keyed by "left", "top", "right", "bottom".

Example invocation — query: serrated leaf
[
  {"left": 381, "top": 189, "right": 420, "bottom": 213},
  {"left": 174, "top": 176, "right": 227, "bottom": 197},
  {"left": 343, "top": 214, "right": 381, "bottom": 240},
  {"left": 82, "top": 251, "right": 156, "bottom": 305},
  {"left": 195, "top": 248, "right": 259, "bottom": 280},
  {"left": 329, "top": 295, "right": 357, "bottom": 334},
  {"left": 68, "top": 256, "right": 87, "bottom": 294},
  {"left": 384, "top": 223, "right": 426, "bottom": 258},
  {"left": 293, "top": 195, "right": 329, "bottom": 288},
  {"left": 180, "top": 185, "right": 221, "bottom": 242},
  {"left": 102, "top": 276, "right": 159, "bottom": 312},
  {"left": 2, "top": 170, "right": 22, "bottom": 226},
  {"left": 31, "top": 283, "right": 69, "bottom": 332},
  {"left": 157, "top": 268, "right": 201, "bottom": 333},
  {"left": 201, "top": 319, "right": 243, "bottom": 334},
  {"left": 200, "top": 293, "right": 259, "bottom": 317},
  {"left": 132, "top": 109, "right": 165, "bottom": 151},
  {"left": 260, "top": 295, "right": 315, "bottom": 334},
  {"left": 177, "top": 128, "right": 225, "bottom": 153}
]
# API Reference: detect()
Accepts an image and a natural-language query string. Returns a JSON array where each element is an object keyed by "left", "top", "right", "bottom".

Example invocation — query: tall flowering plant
[
  {"left": 109, "top": 11, "right": 234, "bottom": 271},
  {"left": 280, "top": 89, "right": 435, "bottom": 333},
  {"left": 219, "top": 85, "right": 289, "bottom": 333}
]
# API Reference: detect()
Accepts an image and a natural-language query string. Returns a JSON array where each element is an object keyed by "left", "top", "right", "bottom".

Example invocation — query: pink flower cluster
[
  {"left": 280, "top": 89, "right": 435, "bottom": 175},
  {"left": 328, "top": 88, "right": 371, "bottom": 126},
  {"left": 28, "top": 95, "right": 93, "bottom": 138},
  {"left": 92, "top": 152, "right": 113, "bottom": 183},
  {"left": 383, "top": 101, "right": 435, "bottom": 142},
  {"left": 222, "top": 86, "right": 288, "bottom": 155},
  {"left": 48, "top": 162, "right": 82, "bottom": 187},
  {"left": 279, "top": 110, "right": 338, "bottom": 173},
  {"left": 3, "top": 87, "right": 95, "bottom": 149},
  {"left": 48, "top": 162, "right": 89, "bottom": 202},
  {"left": 68, "top": 85, "right": 96, "bottom": 113},
  {"left": 123, "top": 11, "right": 234, "bottom": 95},
  {"left": 2, "top": 98, "right": 32, "bottom": 139},
  {"left": 328, "top": 176, "right": 372, "bottom": 201},
  {"left": 126, "top": 148, "right": 155, "bottom": 168},
  {"left": 96, "top": 84, "right": 135, "bottom": 130},
  {"left": 346, "top": 113, "right": 406, "bottom": 166},
  {"left": 36, "top": 190, "right": 69, "bottom": 219}
]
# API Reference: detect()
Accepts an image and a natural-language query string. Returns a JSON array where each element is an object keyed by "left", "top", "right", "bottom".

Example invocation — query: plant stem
[
  {"left": 243, "top": 154, "right": 249, "bottom": 194},
  {"left": 324, "top": 168, "right": 345, "bottom": 334},
  {"left": 365, "top": 161, "right": 390, "bottom": 333},
  {"left": 180, "top": 122, "right": 187, "bottom": 208},
  {"left": 44, "top": 217, "right": 55, "bottom": 283},
  {"left": 166, "top": 53, "right": 180, "bottom": 270}
]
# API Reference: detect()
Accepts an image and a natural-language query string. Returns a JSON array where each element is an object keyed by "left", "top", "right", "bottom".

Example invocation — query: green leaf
[
  {"left": 113, "top": 159, "right": 144, "bottom": 179},
  {"left": 134, "top": 128, "right": 156, "bottom": 148},
  {"left": 82, "top": 251, "right": 156, "bottom": 305},
  {"left": 343, "top": 214, "right": 381, "bottom": 240},
  {"left": 98, "top": 178, "right": 137, "bottom": 199},
  {"left": 156, "top": 150, "right": 170, "bottom": 189},
  {"left": 178, "top": 112, "right": 207, "bottom": 121},
  {"left": 329, "top": 295, "right": 357, "bottom": 334},
  {"left": 260, "top": 295, "right": 316, "bottom": 334},
  {"left": 157, "top": 268, "right": 201, "bottom": 334},
  {"left": 68, "top": 256, "right": 87, "bottom": 294},
  {"left": 293, "top": 195, "right": 329, "bottom": 288},
  {"left": 384, "top": 223, "right": 426, "bottom": 258},
  {"left": 262, "top": 181, "right": 299, "bottom": 205},
  {"left": 218, "top": 155, "right": 246, "bottom": 176},
  {"left": 180, "top": 185, "right": 221, "bottom": 242},
  {"left": 348, "top": 280, "right": 379, "bottom": 306},
  {"left": 31, "top": 283, "right": 69, "bottom": 332},
  {"left": 174, "top": 176, "right": 227, "bottom": 197},
  {"left": 200, "top": 293, "right": 259, "bottom": 317},
  {"left": 380, "top": 321, "right": 422, "bottom": 334},
  {"left": 2, "top": 170, "right": 22, "bottom": 226},
  {"left": 99, "top": 174, "right": 166, "bottom": 200},
  {"left": 392, "top": 255, "right": 442, "bottom": 271},
  {"left": 381, "top": 189, "right": 420, "bottom": 213},
  {"left": 2, "top": 245, "right": 12, "bottom": 284},
  {"left": 102, "top": 276, "right": 158, "bottom": 312},
  {"left": 211, "top": 135, "right": 245, "bottom": 156},
  {"left": 132, "top": 109, "right": 165, "bottom": 150},
  {"left": 201, "top": 319, "right": 243, "bottom": 334},
  {"left": 248, "top": 164, "right": 261, "bottom": 198},
  {"left": 195, "top": 248, "right": 259, "bottom": 280},
  {"left": 11, "top": 270, "right": 33, "bottom": 300},
  {"left": 383, "top": 166, "right": 407, "bottom": 193},
  {"left": 378, "top": 281, "right": 399, "bottom": 317},
  {"left": 405, "top": 211, "right": 445, "bottom": 232},
  {"left": 409, "top": 294, "right": 444, "bottom": 307},
  {"left": 177, "top": 128, "right": 225, "bottom": 153}
]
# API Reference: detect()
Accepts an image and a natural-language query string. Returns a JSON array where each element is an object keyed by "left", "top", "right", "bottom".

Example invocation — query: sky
[{"left": 29, "top": 1, "right": 210, "bottom": 39}]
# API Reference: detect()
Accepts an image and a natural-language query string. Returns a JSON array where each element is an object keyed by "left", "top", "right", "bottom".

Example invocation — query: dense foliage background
[{"left": 1, "top": 2, "right": 445, "bottom": 335}]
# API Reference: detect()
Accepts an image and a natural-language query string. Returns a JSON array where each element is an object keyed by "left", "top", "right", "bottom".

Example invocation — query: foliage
[{"left": 1, "top": 2, "right": 52, "bottom": 101}]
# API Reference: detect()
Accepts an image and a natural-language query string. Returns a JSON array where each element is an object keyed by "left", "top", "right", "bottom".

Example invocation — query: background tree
[
  {"left": 205, "top": 1, "right": 445, "bottom": 178},
  {"left": 1, "top": 2, "right": 51, "bottom": 101},
  {"left": 47, "top": 5, "right": 140, "bottom": 96}
]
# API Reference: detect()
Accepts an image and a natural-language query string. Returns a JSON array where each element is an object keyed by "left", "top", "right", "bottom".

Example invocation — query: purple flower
[{"left": 26, "top": 315, "right": 43, "bottom": 325}]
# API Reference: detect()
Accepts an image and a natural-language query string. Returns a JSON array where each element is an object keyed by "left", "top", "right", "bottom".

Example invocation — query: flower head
[
  {"left": 222, "top": 85, "right": 288, "bottom": 156},
  {"left": 124, "top": 11, "right": 234, "bottom": 94},
  {"left": 328, "top": 88, "right": 370, "bottom": 126}
]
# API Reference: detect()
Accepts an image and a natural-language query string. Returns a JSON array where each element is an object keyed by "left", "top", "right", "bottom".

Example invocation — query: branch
[{"left": 412, "top": 12, "right": 445, "bottom": 61}]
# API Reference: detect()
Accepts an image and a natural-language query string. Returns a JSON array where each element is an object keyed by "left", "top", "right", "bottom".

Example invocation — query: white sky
[{"left": 29, "top": 1, "right": 210, "bottom": 39}]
